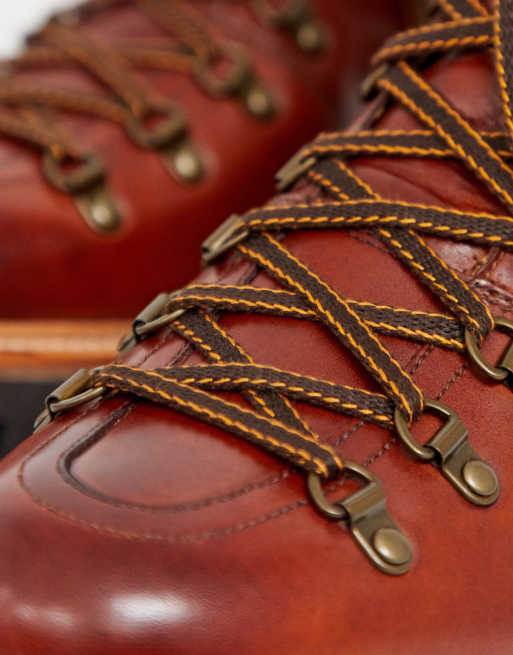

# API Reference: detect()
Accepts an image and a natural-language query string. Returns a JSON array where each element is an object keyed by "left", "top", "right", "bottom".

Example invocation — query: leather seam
[
  {"left": 17, "top": 258, "right": 276, "bottom": 509},
  {"left": 16, "top": 218, "right": 502, "bottom": 540},
  {"left": 16, "top": 296, "right": 482, "bottom": 542},
  {"left": 16, "top": 353, "right": 470, "bottom": 544}
]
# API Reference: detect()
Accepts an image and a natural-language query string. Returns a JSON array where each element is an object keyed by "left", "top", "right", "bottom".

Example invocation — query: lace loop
[
  {"left": 42, "top": 151, "right": 105, "bottom": 193},
  {"left": 123, "top": 103, "right": 188, "bottom": 149},
  {"left": 465, "top": 316, "right": 513, "bottom": 382},
  {"left": 194, "top": 46, "right": 252, "bottom": 98}
]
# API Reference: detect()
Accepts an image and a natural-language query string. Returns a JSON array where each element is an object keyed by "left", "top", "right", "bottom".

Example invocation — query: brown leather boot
[
  {"left": 0, "top": 0, "right": 413, "bottom": 382},
  {"left": 4, "top": 0, "right": 512, "bottom": 652}
]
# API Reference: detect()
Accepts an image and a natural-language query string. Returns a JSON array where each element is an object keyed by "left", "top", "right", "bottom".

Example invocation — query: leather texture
[
  {"left": 0, "top": 0, "right": 406, "bottom": 320},
  {"left": 4, "top": 7, "right": 513, "bottom": 655}
]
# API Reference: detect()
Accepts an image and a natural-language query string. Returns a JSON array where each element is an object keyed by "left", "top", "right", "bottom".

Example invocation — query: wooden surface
[{"left": 0, "top": 319, "right": 128, "bottom": 381}]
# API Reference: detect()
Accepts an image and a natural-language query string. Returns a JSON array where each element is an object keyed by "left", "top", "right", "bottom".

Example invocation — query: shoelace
[
  {"left": 0, "top": 0, "right": 323, "bottom": 229},
  {"left": 35, "top": 0, "right": 513, "bottom": 574}
]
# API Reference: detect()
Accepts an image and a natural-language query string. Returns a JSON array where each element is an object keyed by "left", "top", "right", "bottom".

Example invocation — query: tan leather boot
[{"left": 7, "top": 2, "right": 513, "bottom": 654}]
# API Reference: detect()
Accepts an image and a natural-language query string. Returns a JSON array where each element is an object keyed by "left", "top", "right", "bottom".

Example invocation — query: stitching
[
  {"left": 175, "top": 292, "right": 316, "bottom": 317},
  {"left": 239, "top": 235, "right": 423, "bottom": 419},
  {"left": 174, "top": 288, "right": 464, "bottom": 347},
  {"left": 255, "top": 196, "right": 513, "bottom": 223},
  {"left": 144, "top": 371, "right": 393, "bottom": 425},
  {"left": 390, "top": 62, "right": 513, "bottom": 209},
  {"left": 379, "top": 227, "right": 487, "bottom": 332},
  {"left": 375, "top": 33, "right": 491, "bottom": 64},
  {"left": 409, "top": 345, "right": 436, "bottom": 377},
  {"left": 348, "top": 230, "right": 391, "bottom": 256},
  {"left": 17, "top": 310, "right": 485, "bottom": 543},
  {"left": 439, "top": 0, "right": 464, "bottom": 19},
  {"left": 102, "top": 365, "right": 342, "bottom": 466},
  {"left": 334, "top": 348, "right": 467, "bottom": 471},
  {"left": 379, "top": 15, "right": 489, "bottom": 43},
  {"left": 200, "top": 313, "right": 313, "bottom": 434},
  {"left": 15, "top": 484, "right": 315, "bottom": 543},
  {"left": 63, "top": 435, "right": 291, "bottom": 514},
  {"left": 320, "top": 240, "right": 492, "bottom": 467},
  {"left": 172, "top": 319, "right": 223, "bottom": 362},
  {"left": 404, "top": 343, "right": 431, "bottom": 372},
  {"left": 98, "top": 369, "right": 338, "bottom": 478},
  {"left": 195, "top": 314, "right": 278, "bottom": 420},
  {"left": 494, "top": 5, "right": 513, "bottom": 140},
  {"left": 465, "top": 0, "right": 488, "bottom": 17},
  {"left": 246, "top": 198, "right": 513, "bottom": 247},
  {"left": 306, "top": 142, "right": 455, "bottom": 158},
  {"left": 331, "top": 342, "right": 433, "bottom": 450},
  {"left": 316, "top": 128, "right": 507, "bottom": 141},
  {"left": 415, "top": 232, "right": 494, "bottom": 326},
  {"left": 436, "top": 363, "right": 468, "bottom": 399},
  {"left": 160, "top": 361, "right": 390, "bottom": 399},
  {"left": 308, "top": 169, "right": 349, "bottom": 200},
  {"left": 335, "top": 159, "right": 378, "bottom": 198},
  {"left": 17, "top": 258, "right": 278, "bottom": 516},
  {"left": 15, "top": 4, "right": 512, "bottom": 540}
]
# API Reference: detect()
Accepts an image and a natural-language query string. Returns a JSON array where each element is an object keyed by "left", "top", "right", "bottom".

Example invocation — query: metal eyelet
[
  {"left": 360, "top": 63, "right": 389, "bottom": 101},
  {"left": 394, "top": 399, "right": 499, "bottom": 506},
  {"left": 42, "top": 150, "right": 121, "bottom": 232},
  {"left": 194, "top": 47, "right": 275, "bottom": 120},
  {"left": 117, "top": 292, "right": 187, "bottom": 353},
  {"left": 42, "top": 150, "right": 104, "bottom": 192},
  {"left": 241, "top": 81, "right": 276, "bottom": 120},
  {"left": 275, "top": 149, "right": 316, "bottom": 191},
  {"left": 34, "top": 367, "right": 105, "bottom": 431},
  {"left": 253, "top": 0, "right": 326, "bottom": 54},
  {"left": 465, "top": 316, "right": 513, "bottom": 384},
  {"left": 201, "top": 214, "right": 249, "bottom": 266},
  {"left": 194, "top": 48, "right": 253, "bottom": 98},
  {"left": 307, "top": 461, "right": 413, "bottom": 576},
  {"left": 124, "top": 105, "right": 187, "bottom": 149},
  {"left": 124, "top": 105, "right": 205, "bottom": 184}
]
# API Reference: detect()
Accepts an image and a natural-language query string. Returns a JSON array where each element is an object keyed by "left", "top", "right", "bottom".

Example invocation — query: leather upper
[
  {"left": 3, "top": 4, "right": 513, "bottom": 655},
  {"left": 0, "top": 0, "right": 405, "bottom": 319}
]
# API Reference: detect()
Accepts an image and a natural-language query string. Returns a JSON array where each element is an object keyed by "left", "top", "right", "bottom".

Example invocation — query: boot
[
  {"left": 0, "top": 0, "right": 415, "bottom": 451},
  {"left": 0, "top": 0, "right": 411, "bottom": 377},
  {"left": 6, "top": 1, "right": 511, "bottom": 654}
]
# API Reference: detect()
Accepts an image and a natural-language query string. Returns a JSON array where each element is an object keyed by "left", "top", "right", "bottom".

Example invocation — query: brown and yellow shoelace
[
  {"left": 90, "top": 0, "right": 513, "bottom": 486},
  {"left": 36, "top": 0, "right": 513, "bottom": 550},
  {"left": 0, "top": 0, "right": 321, "bottom": 202}
]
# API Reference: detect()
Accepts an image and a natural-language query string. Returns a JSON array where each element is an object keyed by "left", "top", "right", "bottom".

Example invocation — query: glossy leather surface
[
  {"left": 3, "top": 11, "right": 513, "bottom": 655},
  {"left": 0, "top": 0, "right": 406, "bottom": 319}
]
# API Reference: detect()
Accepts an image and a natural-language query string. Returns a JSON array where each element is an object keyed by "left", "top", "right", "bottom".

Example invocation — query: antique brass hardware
[
  {"left": 394, "top": 398, "right": 499, "bottom": 506},
  {"left": 465, "top": 316, "right": 513, "bottom": 385},
  {"left": 307, "top": 461, "right": 413, "bottom": 576},
  {"left": 34, "top": 368, "right": 105, "bottom": 431},
  {"left": 117, "top": 293, "right": 186, "bottom": 353},
  {"left": 42, "top": 150, "right": 121, "bottom": 232},
  {"left": 201, "top": 214, "right": 248, "bottom": 266},
  {"left": 275, "top": 150, "right": 316, "bottom": 191}
]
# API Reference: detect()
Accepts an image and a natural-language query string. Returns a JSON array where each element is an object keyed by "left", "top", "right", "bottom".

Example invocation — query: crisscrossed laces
[
  {"left": 96, "top": 0, "right": 512, "bottom": 473},
  {"left": 36, "top": 0, "right": 513, "bottom": 572}
]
